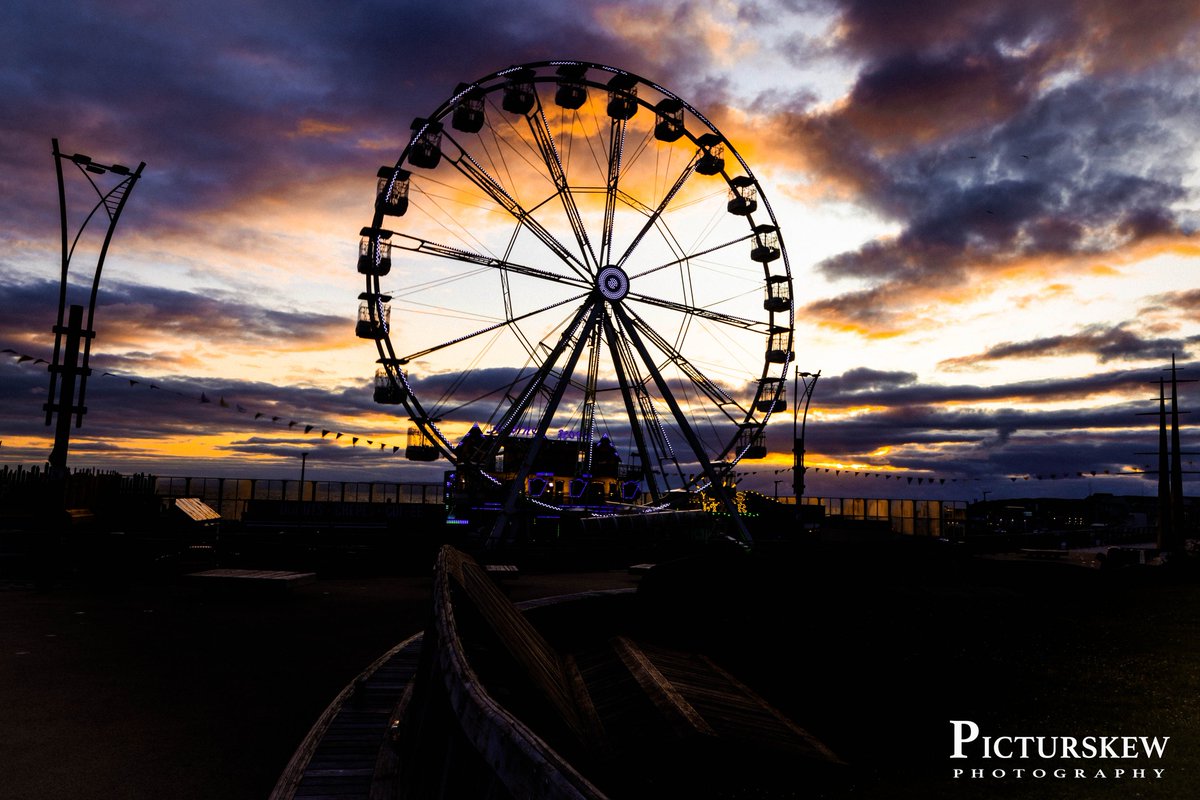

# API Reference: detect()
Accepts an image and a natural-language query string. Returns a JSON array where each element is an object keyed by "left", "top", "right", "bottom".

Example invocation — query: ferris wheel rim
[{"left": 360, "top": 60, "right": 795, "bottom": 502}]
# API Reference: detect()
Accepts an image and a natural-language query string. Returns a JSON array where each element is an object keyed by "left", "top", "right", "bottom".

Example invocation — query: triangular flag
[
  {"left": 288, "top": 420, "right": 297, "bottom": 428},
  {"left": 254, "top": 412, "right": 263, "bottom": 420},
  {"left": 335, "top": 432, "right": 343, "bottom": 440},
  {"left": 322, "top": 430, "right": 330, "bottom": 437},
  {"left": 236, "top": 404, "right": 246, "bottom": 413},
  {"left": 351, "top": 437, "right": 359, "bottom": 446},
  {"left": 201, "top": 393, "right": 210, "bottom": 403},
  {"left": 305, "top": 425, "right": 314, "bottom": 434},
  {"left": 392, "top": 446, "right": 399, "bottom": 453}
]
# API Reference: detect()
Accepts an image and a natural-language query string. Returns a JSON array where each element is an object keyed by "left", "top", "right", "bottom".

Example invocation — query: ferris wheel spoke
[
  {"left": 395, "top": 290, "right": 590, "bottom": 364},
  {"left": 613, "top": 155, "right": 700, "bottom": 269},
  {"left": 390, "top": 231, "right": 592, "bottom": 291},
  {"left": 626, "top": 232, "right": 756, "bottom": 282},
  {"left": 600, "top": 118, "right": 626, "bottom": 266},
  {"left": 612, "top": 302, "right": 752, "bottom": 543},
  {"left": 608, "top": 310, "right": 681, "bottom": 467},
  {"left": 441, "top": 132, "right": 592, "bottom": 281},
  {"left": 492, "top": 298, "right": 596, "bottom": 441},
  {"left": 623, "top": 290, "right": 767, "bottom": 332},
  {"left": 621, "top": 306, "right": 747, "bottom": 421},
  {"left": 490, "top": 303, "right": 603, "bottom": 539},
  {"left": 525, "top": 101, "right": 599, "bottom": 272}
]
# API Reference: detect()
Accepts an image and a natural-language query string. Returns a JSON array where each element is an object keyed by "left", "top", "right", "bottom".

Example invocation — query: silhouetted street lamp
[
  {"left": 44, "top": 139, "right": 144, "bottom": 476},
  {"left": 793, "top": 368, "right": 820, "bottom": 501}
]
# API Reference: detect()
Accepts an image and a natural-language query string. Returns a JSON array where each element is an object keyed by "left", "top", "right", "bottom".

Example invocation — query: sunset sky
[{"left": 2, "top": 0, "right": 1199, "bottom": 501}]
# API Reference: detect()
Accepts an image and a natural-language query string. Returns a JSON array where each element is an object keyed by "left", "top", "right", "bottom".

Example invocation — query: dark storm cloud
[
  {"left": 820, "top": 366, "right": 917, "bottom": 393},
  {"left": 816, "top": 364, "right": 1150, "bottom": 408},
  {"left": 0, "top": 0, "right": 692, "bottom": 241},
  {"left": 785, "top": 0, "right": 1200, "bottom": 325},
  {"left": 772, "top": 356, "right": 1199, "bottom": 484},
  {"left": 807, "top": 81, "right": 1196, "bottom": 284},
  {"left": 5, "top": 347, "right": 1188, "bottom": 486},
  {"left": 5, "top": 0, "right": 1197, "bottom": 493},
  {"left": 829, "top": 0, "right": 1200, "bottom": 73},
  {"left": 1144, "top": 288, "right": 1200, "bottom": 314},
  {"left": 215, "top": 435, "right": 396, "bottom": 462},
  {"left": 0, "top": 277, "right": 344, "bottom": 350},
  {"left": 938, "top": 324, "right": 1200, "bottom": 370},
  {"left": 0, "top": 350, "right": 404, "bottom": 451},
  {"left": 800, "top": 390, "right": 1174, "bottom": 482}
]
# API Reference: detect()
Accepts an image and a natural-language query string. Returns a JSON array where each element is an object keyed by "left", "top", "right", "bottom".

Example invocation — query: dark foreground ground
[
  {"left": 2, "top": 534, "right": 1199, "bottom": 800},
  {"left": 626, "top": 537, "right": 1200, "bottom": 800},
  {"left": 0, "top": 554, "right": 637, "bottom": 800}
]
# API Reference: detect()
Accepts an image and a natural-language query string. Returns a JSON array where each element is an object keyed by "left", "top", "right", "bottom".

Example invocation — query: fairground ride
[{"left": 355, "top": 61, "right": 795, "bottom": 544}]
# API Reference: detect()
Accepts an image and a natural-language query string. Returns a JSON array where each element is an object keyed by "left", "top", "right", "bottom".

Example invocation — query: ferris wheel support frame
[{"left": 612, "top": 302, "right": 751, "bottom": 543}]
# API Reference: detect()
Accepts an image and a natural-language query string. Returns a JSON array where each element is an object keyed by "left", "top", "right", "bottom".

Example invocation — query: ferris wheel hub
[{"left": 597, "top": 265, "right": 630, "bottom": 302}]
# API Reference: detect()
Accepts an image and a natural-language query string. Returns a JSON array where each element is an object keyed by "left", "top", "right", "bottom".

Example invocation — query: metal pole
[
  {"left": 792, "top": 367, "right": 799, "bottom": 500},
  {"left": 1158, "top": 378, "right": 1171, "bottom": 551},
  {"left": 45, "top": 140, "right": 70, "bottom": 426},
  {"left": 793, "top": 370, "right": 820, "bottom": 503},
  {"left": 1170, "top": 357, "right": 1184, "bottom": 554},
  {"left": 46, "top": 304, "right": 86, "bottom": 476}
]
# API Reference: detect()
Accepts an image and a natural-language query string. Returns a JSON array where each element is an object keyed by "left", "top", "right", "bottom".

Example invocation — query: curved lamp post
[
  {"left": 44, "top": 138, "right": 145, "bottom": 476},
  {"left": 792, "top": 369, "right": 820, "bottom": 502}
]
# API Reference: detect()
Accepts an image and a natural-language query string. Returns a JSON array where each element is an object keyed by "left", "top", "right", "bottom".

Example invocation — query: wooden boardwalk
[
  {"left": 270, "top": 588, "right": 636, "bottom": 800},
  {"left": 269, "top": 633, "right": 423, "bottom": 800},
  {"left": 187, "top": 568, "right": 317, "bottom": 590},
  {"left": 269, "top": 548, "right": 839, "bottom": 799}
]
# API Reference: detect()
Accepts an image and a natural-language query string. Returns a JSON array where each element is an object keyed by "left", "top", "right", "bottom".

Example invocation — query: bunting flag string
[
  {"left": 0, "top": 345, "right": 1180, "bottom": 478},
  {"left": 2, "top": 345, "right": 408, "bottom": 458},
  {"left": 765, "top": 465, "right": 1137, "bottom": 486}
]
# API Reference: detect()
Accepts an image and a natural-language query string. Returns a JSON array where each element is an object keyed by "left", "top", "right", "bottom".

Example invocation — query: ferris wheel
[{"left": 357, "top": 60, "right": 794, "bottom": 539}]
